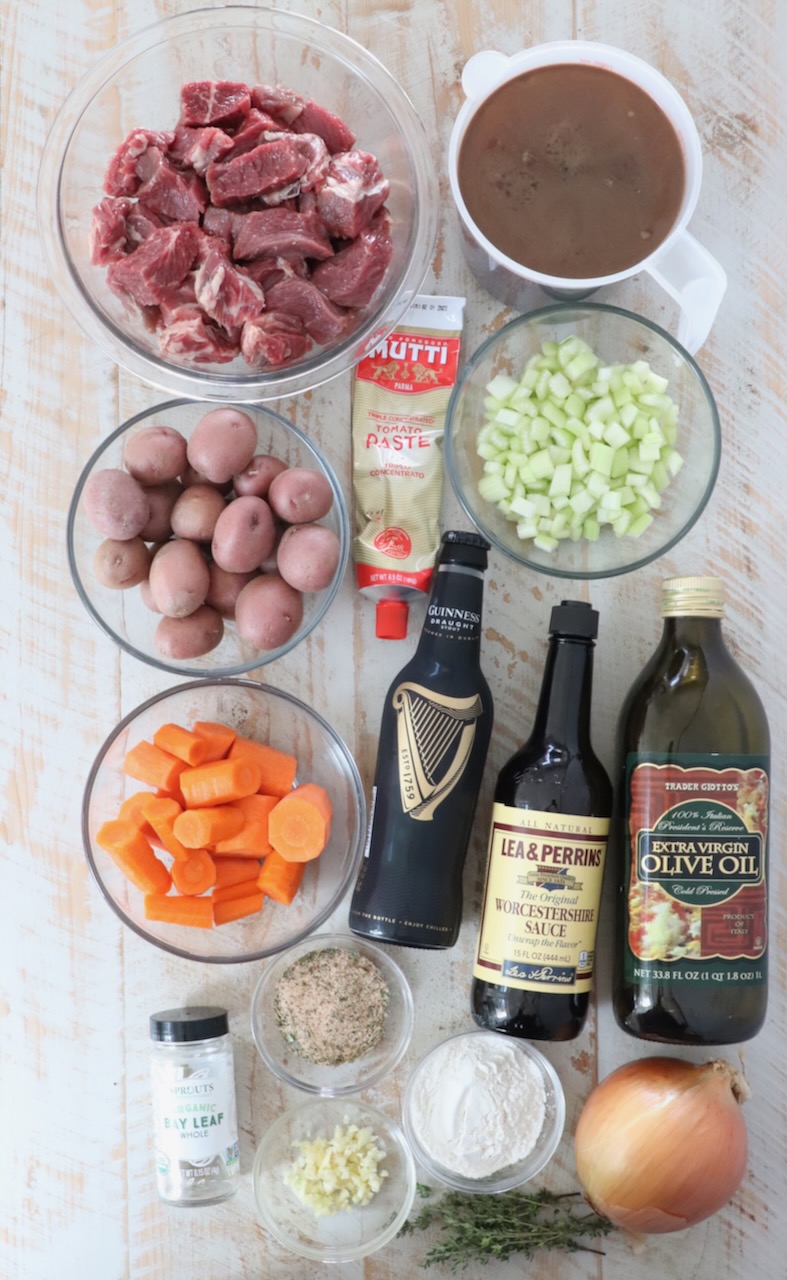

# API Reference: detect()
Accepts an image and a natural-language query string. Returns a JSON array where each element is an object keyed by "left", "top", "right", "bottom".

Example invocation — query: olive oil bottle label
[
  {"left": 623, "top": 755, "right": 769, "bottom": 987},
  {"left": 473, "top": 804, "right": 610, "bottom": 994}
]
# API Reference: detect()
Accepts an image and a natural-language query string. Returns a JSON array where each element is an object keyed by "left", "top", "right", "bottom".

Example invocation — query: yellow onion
[{"left": 574, "top": 1056, "right": 750, "bottom": 1234}]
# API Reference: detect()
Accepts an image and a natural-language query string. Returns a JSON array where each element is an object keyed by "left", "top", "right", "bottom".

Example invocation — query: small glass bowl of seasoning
[
  {"left": 402, "top": 1030, "right": 566, "bottom": 1193},
  {"left": 250, "top": 932, "right": 414, "bottom": 1096}
]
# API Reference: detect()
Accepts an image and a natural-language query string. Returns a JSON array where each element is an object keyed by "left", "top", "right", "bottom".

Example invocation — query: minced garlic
[{"left": 283, "top": 1122, "right": 388, "bottom": 1216}]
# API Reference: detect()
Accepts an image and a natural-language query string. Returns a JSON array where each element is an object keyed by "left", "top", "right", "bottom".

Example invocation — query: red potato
[
  {"left": 123, "top": 425, "right": 188, "bottom": 485},
  {"left": 205, "top": 563, "right": 259, "bottom": 618},
  {"left": 235, "top": 574, "right": 304, "bottom": 650},
  {"left": 155, "top": 605, "right": 224, "bottom": 659},
  {"left": 170, "top": 483, "right": 227, "bottom": 541},
  {"left": 93, "top": 537, "right": 151, "bottom": 589},
  {"left": 84, "top": 468, "right": 150, "bottom": 540},
  {"left": 139, "top": 577, "right": 162, "bottom": 613},
  {"left": 148, "top": 539, "right": 210, "bottom": 617},
  {"left": 211, "top": 495, "right": 276, "bottom": 573},
  {"left": 180, "top": 463, "right": 233, "bottom": 495},
  {"left": 267, "top": 466, "right": 333, "bottom": 524},
  {"left": 276, "top": 523, "right": 341, "bottom": 592},
  {"left": 139, "top": 480, "right": 182, "bottom": 542},
  {"left": 232, "top": 454, "right": 288, "bottom": 499},
  {"left": 186, "top": 407, "right": 258, "bottom": 483}
]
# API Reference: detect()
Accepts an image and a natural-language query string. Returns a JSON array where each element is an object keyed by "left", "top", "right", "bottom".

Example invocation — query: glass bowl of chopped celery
[
  {"left": 253, "top": 1097, "right": 417, "bottom": 1261},
  {"left": 251, "top": 931, "right": 414, "bottom": 1096},
  {"left": 445, "top": 303, "right": 721, "bottom": 579}
]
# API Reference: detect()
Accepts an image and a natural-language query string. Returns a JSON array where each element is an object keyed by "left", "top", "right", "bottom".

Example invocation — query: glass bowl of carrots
[{"left": 81, "top": 679, "right": 366, "bottom": 962}]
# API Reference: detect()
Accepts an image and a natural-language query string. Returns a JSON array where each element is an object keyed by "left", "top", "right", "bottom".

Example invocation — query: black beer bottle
[
  {"left": 471, "top": 601, "right": 612, "bottom": 1040},
  {"left": 348, "top": 531, "right": 493, "bottom": 950}
]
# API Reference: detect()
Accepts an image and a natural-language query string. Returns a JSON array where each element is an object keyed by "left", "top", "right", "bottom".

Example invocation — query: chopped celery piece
[
  {"left": 516, "top": 519, "right": 539, "bottom": 539},
  {"left": 486, "top": 373, "right": 519, "bottom": 402},
  {"left": 548, "top": 372, "right": 572, "bottom": 400},
  {"left": 510, "top": 495, "right": 538, "bottom": 519},
  {"left": 610, "top": 447, "right": 630, "bottom": 479},
  {"left": 603, "top": 420, "right": 631, "bottom": 449},
  {"left": 583, "top": 515, "right": 601, "bottom": 541},
  {"left": 529, "top": 449, "right": 555, "bottom": 479},
  {"left": 571, "top": 439, "right": 591, "bottom": 477},
  {"left": 589, "top": 442, "right": 614, "bottom": 476},
  {"left": 531, "top": 417, "right": 551, "bottom": 446},
  {"left": 534, "top": 533, "right": 559, "bottom": 552},
  {"left": 478, "top": 474, "right": 510, "bottom": 503},
  {"left": 541, "top": 400, "right": 567, "bottom": 430},
  {"left": 569, "top": 488, "right": 595, "bottom": 517},
  {"left": 494, "top": 407, "right": 523, "bottom": 429},
  {"left": 613, "top": 510, "right": 633, "bottom": 536},
  {"left": 549, "top": 463, "right": 573, "bottom": 498},
  {"left": 629, "top": 512, "right": 654, "bottom": 537},
  {"left": 586, "top": 471, "right": 610, "bottom": 500}
]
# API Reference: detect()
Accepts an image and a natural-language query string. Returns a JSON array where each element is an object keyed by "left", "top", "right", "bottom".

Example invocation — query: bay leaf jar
[{"left": 149, "top": 1006, "right": 240, "bottom": 1206}]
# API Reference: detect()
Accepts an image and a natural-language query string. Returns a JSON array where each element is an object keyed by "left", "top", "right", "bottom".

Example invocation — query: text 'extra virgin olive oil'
[
  {"left": 614, "top": 577, "right": 770, "bottom": 1045},
  {"left": 348, "top": 531, "right": 493, "bottom": 950},
  {"left": 472, "top": 600, "right": 612, "bottom": 1041}
]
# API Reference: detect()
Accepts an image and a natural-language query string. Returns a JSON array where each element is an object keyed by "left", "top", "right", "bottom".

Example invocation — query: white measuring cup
[{"left": 447, "top": 42, "right": 727, "bottom": 353}]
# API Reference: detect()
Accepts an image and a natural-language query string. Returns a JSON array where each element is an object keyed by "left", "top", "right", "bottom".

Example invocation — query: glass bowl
[
  {"left": 253, "top": 1097, "right": 416, "bottom": 1262},
  {"left": 37, "top": 5, "right": 438, "bottom": 402},
  {"left": 67, "top": 399, "right": 349, "bottom": 677},
  {"left": 445, "top": 303, "right": 721, "bottom": 579},
  {"left": 81, "top": 679, "right": 365, "bottom": 962},
  {"left": 402, "top": 1030, "right": 565, "bottom": 1193},
  {"left": 250, "top": 932, "right": 414, "bottom": 1096}
]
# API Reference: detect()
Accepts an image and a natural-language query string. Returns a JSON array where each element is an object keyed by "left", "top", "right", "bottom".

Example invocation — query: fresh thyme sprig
[{"left": 399, "top": 1183, "right": 614, "bottom": 1271}]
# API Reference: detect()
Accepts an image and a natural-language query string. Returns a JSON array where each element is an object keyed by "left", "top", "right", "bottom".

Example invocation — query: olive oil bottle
[
  {"left": 471, "top": 600, "right": 612, "bottom": 1041},
  {"left": 613, "top": 577, "right": 770, "bottom": 1044}
]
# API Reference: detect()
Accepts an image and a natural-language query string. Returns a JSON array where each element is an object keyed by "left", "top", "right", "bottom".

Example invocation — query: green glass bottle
[{"left": 613, "top": 576, "right": 770, "bottom": 1044}]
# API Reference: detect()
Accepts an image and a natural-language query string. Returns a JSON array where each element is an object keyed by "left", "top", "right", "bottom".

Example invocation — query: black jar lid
[
  {"left": 150, "top": 1006, "right": 229, "bottom": 1042},
  {"left": 549, "top": 599, "right": 599, "bottom": 639}
]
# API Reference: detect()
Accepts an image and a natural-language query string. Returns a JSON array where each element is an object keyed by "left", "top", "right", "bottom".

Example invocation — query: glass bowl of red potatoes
[
  {"left": 82, "top": 679, "right": 366, "bottom": 962},
  {"left": 37, "top": 6, "right": 438, "bottom": 403},
  {"left": 67, "top": 399, "right": 349, "bottom": 676}
]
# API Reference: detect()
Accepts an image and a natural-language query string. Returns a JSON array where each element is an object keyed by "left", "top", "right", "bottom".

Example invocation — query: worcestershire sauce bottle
[
  {"left": 613, "top": 577, "right": 770, "bottom": 1044},
  {"left": 349, "top": 531, "right": 493, "bottom": 949},
  {"left": 472, "top": 601, "right": 612, "bottom": 1041}
]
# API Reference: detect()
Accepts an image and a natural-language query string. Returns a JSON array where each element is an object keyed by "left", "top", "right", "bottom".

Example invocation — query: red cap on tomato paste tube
[{"left": 376, "top": 598, "right": 409, "bottom": 640}]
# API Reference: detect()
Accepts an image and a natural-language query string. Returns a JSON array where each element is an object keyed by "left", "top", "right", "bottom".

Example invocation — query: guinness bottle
[
  {"left": 348, "top": 531, "right": 493, "bottom": 949},
  {"left": 471, "top": 601, "right": 612, "bottom": 1041}
]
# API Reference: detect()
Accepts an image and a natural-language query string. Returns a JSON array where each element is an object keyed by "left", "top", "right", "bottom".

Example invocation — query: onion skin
[{"left": 574, "top": 1057, "right": 749, "bottom": 1234}]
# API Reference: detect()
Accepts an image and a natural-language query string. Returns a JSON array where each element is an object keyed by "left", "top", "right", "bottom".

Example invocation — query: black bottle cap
[
  {"left": 549, "top": 599, "right": 599, "bottom": 639},
  {"left": 149, "top": 1006, "right": 229, "bottom": 1043},
  {"left": 438, "top": 530, "right": 491, "bottom": 570}
]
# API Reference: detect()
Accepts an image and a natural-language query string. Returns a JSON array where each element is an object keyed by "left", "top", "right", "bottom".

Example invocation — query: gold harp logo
[{"left": 393, "top": 681, "right": 483, "bottom": 821}]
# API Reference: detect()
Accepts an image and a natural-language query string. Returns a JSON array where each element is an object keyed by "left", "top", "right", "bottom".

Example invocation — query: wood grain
[{"left": 2, "top": 0, "right": 785, "bottom": 1277}]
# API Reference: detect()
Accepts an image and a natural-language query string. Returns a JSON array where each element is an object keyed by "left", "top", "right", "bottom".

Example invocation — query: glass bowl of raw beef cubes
[{"left": 38, "top": 7, "right": 438, "bottom": 402}]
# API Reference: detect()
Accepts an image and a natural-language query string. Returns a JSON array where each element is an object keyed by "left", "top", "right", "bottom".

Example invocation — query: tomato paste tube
[{"left": 352, "top": 295, "right": 466, "bottom": 638}]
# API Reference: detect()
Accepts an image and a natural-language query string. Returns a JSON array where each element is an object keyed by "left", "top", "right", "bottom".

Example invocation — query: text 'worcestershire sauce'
[
  {"left": 349, "top": 531, "right": 493, "bottom": 949},
  {"left": 472, "top": 601, "right": 612, "bottom": 1041}
]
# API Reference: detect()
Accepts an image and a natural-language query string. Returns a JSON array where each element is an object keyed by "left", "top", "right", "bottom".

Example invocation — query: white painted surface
[{"left": 2, "top": 1, "right": 785, "bottom": 1277}]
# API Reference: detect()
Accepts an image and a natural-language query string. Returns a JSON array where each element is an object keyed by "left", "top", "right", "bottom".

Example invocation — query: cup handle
[
  {"left": 644, "top": 230, "right": 727, "bottom": 353},
  {"left": 461, "top": 51, "right": 510, "bottom": 100}
]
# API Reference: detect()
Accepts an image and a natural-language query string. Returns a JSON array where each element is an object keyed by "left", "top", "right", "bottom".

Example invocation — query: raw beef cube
[
  {"left": 168, "top": 124, "right": 235, "bottom": 175},
  {"left": 180, "top": 81, "right": 251, "bottom": 129},
  {"left": 136, "top": 148, "right": 208, "bottom": 222},
  {"left": 202, "top": 206, "right": 238, "bottom": 243},
  {"left": 194, "top": 241, "right": 266, "bottom": 330},
  {"left": 241, "top": 312, "right": 310, "bottom": 367},
  {"left": 106, "top": 222, "right": 202, "bottom": 307},
  {"left": 126, "top": 204, "right": 166, "bottom": 245},
  {"left": 312, "top": 209, "right": 393, "bottom": 307},
  {"left": 104, "top": 128, "right": 176, "bottom": 197},
  {"left": 206, "top": 137, "right": 309, "bottom": 205},
  {"left": 292, "top": 132, "right": 330, "bottom": 192},
  {"left": 293, "top": 99, "right": 356, "bottom": 154},
  {"left": 316, "top": 150, "right": 390, "bottom": 239},
  {"left": 239, "top": 255, "right": 308, "bottom": 290},
  {"left": 250, "top": 83, "right": 305, "bottom": 127},
  {"left": 158, "top": 311, "right": 240, "bottom": 364},
  {"left": 265, "top": 277, "right": 351, "bottom": 345},
  {"left": 90, "top": 197, "right": 132, "bottom": 264},
  {"left": 157, "top": 276, "right": 199, "bottom": 325},
  {"left": 232, "top": 209, "right": 333, "bottom": 261},
  {"left": 224, "top": 109, "right": 280, "bottom": 158}
]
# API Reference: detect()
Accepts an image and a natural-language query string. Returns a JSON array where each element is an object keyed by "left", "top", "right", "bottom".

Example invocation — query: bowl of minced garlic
[
  {"left": 253, "top": 1097, "right": 417, "bottom": 1262},
  {"left": 250, "top": 932, "right": 414, "bottom": 1095}
]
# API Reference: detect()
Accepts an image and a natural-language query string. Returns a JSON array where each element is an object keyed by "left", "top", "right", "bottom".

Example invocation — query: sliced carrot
[
  {"left": 140, "top": 795, "right": 191, "bottom": 861},
  {"left": 229, "top": 736, "right": 297, "bottom": 798},
  {"left": 268, "top": 783, "right": 333, "bottom": 862},
  {"left": 124, "top": 739, "right": 186, "bottom": 795},
  {"left": 118, "top": 791, "right": 158, "bottom": 842},
  {"left": 214, "top": 856, "right": 262, "bottom": 889},
  {"left": 96, "top": 820, "right": 172, "bottom": 895},
  {"left": 213, "top": 892, "right": 264, "bottom": 926},
  {"left": 153, "top": 723, "right": 210, "bottom": 767},
  {"left": 257, "top": 851, "right": 305, "bottom": 906},
  {"left": 193, "top": 720, "right": 237, "bottom": 762},
  {"left": 171, "top": 850, "right": 217, "bottom": 896},
  {"left": 180, "top": 757, "right": 262, "bottom": 809},
  {"left": 173, "top": 804, "right": 244, "bottom": 849},
  {"left": 212, "top": 878, "right": 262, "bottom": 904},
  {"left": 212, "top": 793, "right": 278, "bottom": 856},
  {"left": 144, "top": 893, "right": 214, "bottom": 928}
]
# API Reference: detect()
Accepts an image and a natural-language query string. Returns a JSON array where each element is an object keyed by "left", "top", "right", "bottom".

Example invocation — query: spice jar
[{"left": 149, "top": 1006, "right": 240, "bottom": 1206}]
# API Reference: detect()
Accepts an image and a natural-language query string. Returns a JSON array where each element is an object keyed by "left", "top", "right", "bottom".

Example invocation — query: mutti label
[{"left": 356, "top": 334, "right": 462, "bottom": 391}]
